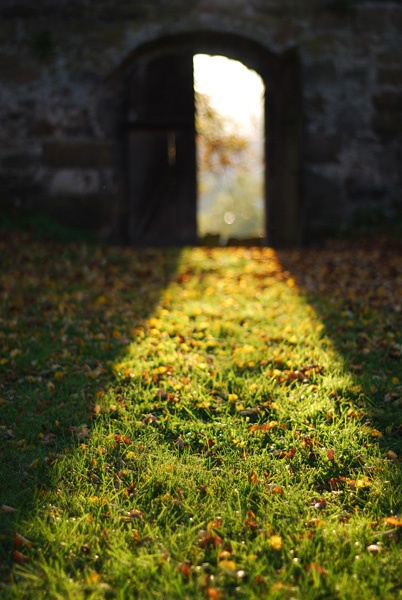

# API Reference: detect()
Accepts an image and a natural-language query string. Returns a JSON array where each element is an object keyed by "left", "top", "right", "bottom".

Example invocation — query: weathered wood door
[{"left": 127, "top": 52, "right": 198, "bottom": 246}]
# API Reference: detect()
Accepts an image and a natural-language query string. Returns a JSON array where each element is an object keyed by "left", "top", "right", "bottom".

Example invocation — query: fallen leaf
[
  {"left": 267, "top": 484, "right": 284, "bottom": 495},
  {"left": 114, "top": 434, "right": 131, "bottom": 444},
  {"left": 126, "top": 509, "right": 144, "bottom": 519},
  {"left": 12, "top": 549, "right": 29, "bottom": 563},
  {"left": 206, "top": 519, "right": 222, "bottom": 531},
  {"left": 40, "top": 432, "right": 57, "bottom": 445},
  {"left": 355, "top": 476, "right": 371, "bottom": 489},
  {"left": 198, "top": 529, "right": 222, "bottom": 549},
  {"left": 382, "top": 516, "right": 402, "bottom": 527},
  {"left": 305, "top": 562, "right": 328, "bottom": 575},
  {"left": 2, "top": 504, "right": 17, "bottom": 513},
  {"left": 143, "top": 413, "right": 159, "bottom": 425},
  {"left": 269, "top": 535, "right": 283, "bottom": 551},
  {"left": 177, "top": 562, "right": 192, "bottom": 579},
  {"left": 14, "top": 532, "right": 32, "bottom": 548},
  {"left": 386, "top": 450, "right": 398, "bottom": 460},
  {"left": 250, "top": 469, "right": 258, "bottom": 485},
  {"left": 86, "top": 571, "right": 101, "bottom": 584},
  {"left": 218, "top": 559, "right": 238, "bottom": 573},
  {"left": 69, "top": 424, "right": 89, "bottom": 440}
]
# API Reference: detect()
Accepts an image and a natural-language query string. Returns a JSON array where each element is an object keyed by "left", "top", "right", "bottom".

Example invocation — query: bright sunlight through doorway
[{"left": 193, "top": 54, "right": 265, "bottom": 244}]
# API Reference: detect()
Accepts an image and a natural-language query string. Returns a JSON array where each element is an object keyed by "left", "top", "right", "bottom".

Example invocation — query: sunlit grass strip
[{"left": 0, "top": 238, "right": 401, "bottom": 599}]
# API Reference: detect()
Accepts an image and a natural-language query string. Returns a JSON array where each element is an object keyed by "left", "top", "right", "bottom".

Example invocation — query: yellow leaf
[
  {"left": 219, "top": 559, "right": 237, "bottom": 573},
  {"left": 86, "top": 572, "right": 101, "bottom": 584},
  {"left": 250, "top": 470, "right": 258, "bottom": 485},
  {"left": 271, "top": 485, "right": 284, "bottom": 495},
  {"left": 370, "top": 429, "right": 382, "bottom": 438},
  {"left": 355, "top": 476, "right": 371, "bottom": 489},
  {"left": 382, "top": 516, "right": 402, "bottom": 527},
  {"left": 88, "top": 496, "right": 107, "bottom": 505},
  {"left": 269, "top": 535, "right": 283, "bottom": 551}
]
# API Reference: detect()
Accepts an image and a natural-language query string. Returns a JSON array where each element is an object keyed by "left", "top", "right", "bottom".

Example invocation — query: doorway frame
[{"left": 117, "top": 31, "right": 302, "bottom": 248}]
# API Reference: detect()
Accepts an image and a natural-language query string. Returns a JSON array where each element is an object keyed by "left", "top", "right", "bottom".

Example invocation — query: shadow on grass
[
  {"left": 276, "top": 238, "right": 402, "bottom": 507},
  {"left": 0, "top": 229, "right": 182, "bottom": 571}
]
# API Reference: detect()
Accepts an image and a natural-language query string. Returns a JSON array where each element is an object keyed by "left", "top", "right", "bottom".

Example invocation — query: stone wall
[{"left": 0, "top": 0, "right": 401, "bottom": 244}]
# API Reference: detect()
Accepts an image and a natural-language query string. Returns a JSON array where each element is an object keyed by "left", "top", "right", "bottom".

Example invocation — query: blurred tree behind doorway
[{"left": 194, "top": 54, "right": 265, "bottom": 244}]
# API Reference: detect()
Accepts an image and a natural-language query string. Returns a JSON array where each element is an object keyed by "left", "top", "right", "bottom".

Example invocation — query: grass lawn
[{"left": 0, "top": 230, "right": 401, "bottom": 599}]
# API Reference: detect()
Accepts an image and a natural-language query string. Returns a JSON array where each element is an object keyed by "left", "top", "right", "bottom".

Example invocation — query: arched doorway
[{"left": 122, "top": 32, "right": 301, "bottom": 247}]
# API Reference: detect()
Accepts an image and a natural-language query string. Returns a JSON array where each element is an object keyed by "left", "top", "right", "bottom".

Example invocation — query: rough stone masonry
[{"left": 0, "top": 0, "right": 401, "bottom": 245}]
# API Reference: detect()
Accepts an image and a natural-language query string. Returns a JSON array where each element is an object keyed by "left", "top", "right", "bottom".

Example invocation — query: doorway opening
[
  {"left": 193, "top": 54, "right": 265, "bottom": 245},
  {"left": 121, "top": 32, "right": 301, "bottom": 248}
]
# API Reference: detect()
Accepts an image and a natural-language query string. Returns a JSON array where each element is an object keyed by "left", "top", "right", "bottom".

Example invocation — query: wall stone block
[
  {"left": 302, "top": 167, "right": 345, "bottom": 234},
  {"left": 27, "top": 120, "right": 57, "bottom": 137},
  {"left": 377, "top": 48, "right": 402, "bottom": 67},
  {"left": 355, "top": 7, "right": 390, "bottom": 34},
  {"left": 372, "top": 112, "right": 402, "bottom": 141},
  {"left": 373, "top": 92, "right": 402, "bottom": 111},
  {"left": 303, "top": 59, "right": 338, "bottom": 86},
  {"left": 389, "top": 8, "right": 402, "bottom": 32},
  {"left": 305, "top": 136, "right": 341, "bottom": 163},
  {"left": 2, "top": 153, "right": 38, "bottom": 169},
  {"left": 48, "top": 169, "right": 101, "bottom": 196},
  {"left": 0, "top": 53, "right": 42, "bottom": 84},
  {"left": 378, "top": 68, "right": 402, "bottom": 87}
]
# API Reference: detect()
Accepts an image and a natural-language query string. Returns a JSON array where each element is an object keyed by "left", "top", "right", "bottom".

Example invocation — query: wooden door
[{"left": 127, "top": 52, "right": 197, "bottom": 246}]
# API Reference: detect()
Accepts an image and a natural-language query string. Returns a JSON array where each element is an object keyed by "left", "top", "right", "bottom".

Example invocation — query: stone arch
[{"left": 114, "top": 31, "right": 302, "bottom": 247}]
